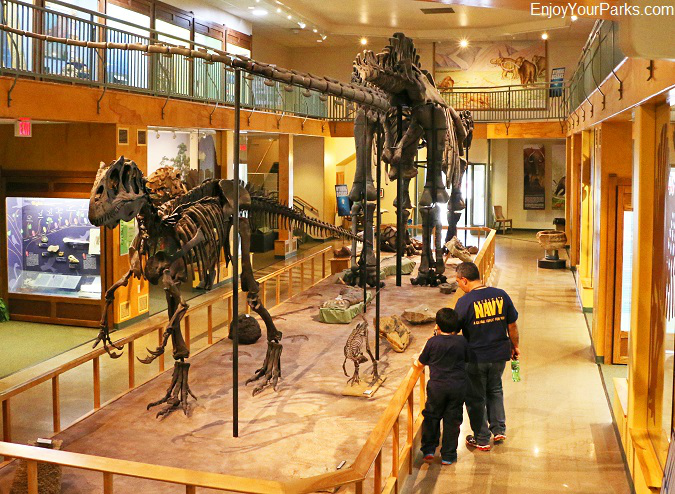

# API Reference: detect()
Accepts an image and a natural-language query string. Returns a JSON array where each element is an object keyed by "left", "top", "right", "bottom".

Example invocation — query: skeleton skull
[{"left": 89, "top": 157, "right": 148, "bottom": 228}]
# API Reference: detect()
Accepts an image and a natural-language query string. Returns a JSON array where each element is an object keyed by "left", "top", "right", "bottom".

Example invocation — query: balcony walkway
[{"left": 405, "top": 234, "right": 631, "bottom": 493}]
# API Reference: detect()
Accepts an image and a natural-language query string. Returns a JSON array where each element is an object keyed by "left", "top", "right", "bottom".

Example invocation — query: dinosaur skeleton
[
  {"left": 347, "top": 33, "right": 474, "bottom": 287},
  {"left": 88, "top": 157, "right": 361, "bottom": 416},
  {"left": 342, "top": 321, "right": 379, "bottom": 386}
]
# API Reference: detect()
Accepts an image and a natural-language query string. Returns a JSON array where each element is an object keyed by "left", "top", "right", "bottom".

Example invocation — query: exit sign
[{"left": 15, "top": 118, "right": 31, "bottom": 137}]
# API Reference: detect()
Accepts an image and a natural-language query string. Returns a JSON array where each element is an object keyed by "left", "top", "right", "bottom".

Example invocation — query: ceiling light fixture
[
  {"left": 298, "top": 21, "right": 306, "bottom": 28},
  {"left": 317, "top": 39, "right": 322, "bottom": 43},
  {"left": 360, "top": 37, "right": 368, "bottom": 45},
  {"left": 541, "top": 32, "right": 548, "bottom": 40},
  {"left": 276, "top": 8, "right": 281, "bottom": 12},
  {"left": 459, "top": 38, "right": 469, "bottom": 48},
  {"left": 287, "top": 14, "right": 292, "bottom": 19},
  {"left": 252, "top": 8, "right": 268, "bottom": 16},
  {"left": 313, "top": 28, "right": 317, "bottom": 33},
  {"left": 322, "top": 34, "right": 327, "bottom": 40},
  {"left": 571, "top": 14, "right": 578, "bottom": 21}
]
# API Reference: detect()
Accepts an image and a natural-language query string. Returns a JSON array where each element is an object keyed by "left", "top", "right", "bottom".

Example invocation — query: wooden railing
[
  {"left": 0, "top": 246, "right": 332, "bottom": 445},
  {"left": 0, "top": 229, "right": 498, "bottom": 494}
]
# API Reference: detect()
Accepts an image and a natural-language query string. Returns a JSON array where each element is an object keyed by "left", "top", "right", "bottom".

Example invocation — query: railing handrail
[
  {"left": 0, "top": 245, "right": 332, "bottom": 402},
  {"left": 0, "top": 230, "right": 498, "bottom": 494}
]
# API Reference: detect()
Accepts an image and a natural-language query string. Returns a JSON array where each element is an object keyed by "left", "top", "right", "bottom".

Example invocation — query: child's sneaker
[
  {"left": 466, "top": 435, "right": 491, "bottom": 451},
  {"left": 441, "top": 459, "right": 455, "bottom": 465},
  {"left": 494, "top": 434, "right": 506, "bottom": 443},
  {"left": 423, "top": 453, "right": 435, "bottom": 463}
]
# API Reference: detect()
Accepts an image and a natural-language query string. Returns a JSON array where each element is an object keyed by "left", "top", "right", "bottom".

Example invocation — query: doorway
[
  {"left": 611, "top": 182, "right": 632, "bottom": 364},
  {"left": 458, "top": 162, "right": 488, "bottom": 227}
]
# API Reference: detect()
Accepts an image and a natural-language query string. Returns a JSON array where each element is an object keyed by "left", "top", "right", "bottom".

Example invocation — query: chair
[{"left": 492, "top": 205, "right": 512, "bottom": 234}]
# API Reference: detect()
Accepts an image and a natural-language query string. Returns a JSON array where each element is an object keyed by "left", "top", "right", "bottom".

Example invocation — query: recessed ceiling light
[
  {"left": 252, "top": 8, "right": 268, "bottom": 16},
  {"left": 541, "top": 32, "right": 549, "bottom": 40},
  {"left": 276, "top": 8, "right": 281, "bottom": 12},
  {"left": 571, "top": 15, "right": 578, "bottom": 21},
  {"left": 287, "top": 14, "right": 292, "bottom": 19},
  {"left": 298, "top": 22, "right": 306, "bottom": 28},
  {"left": 317, "top": 39, "right": 322, "bottom": 42},
  {"left": 360, "top": 37, "right": 368, "bottom": 45},
  {"left": 459, "top": 38, "right": 468, "bottom": 48},
  {"left": 313, "top": 28, "right": 317, "bottom": 33},
  {"left": 321, "top": 34, "right": 327, "bottom": 40}
]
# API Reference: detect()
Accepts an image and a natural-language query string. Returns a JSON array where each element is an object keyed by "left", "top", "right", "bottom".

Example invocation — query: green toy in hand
[{"left": 511, "top": 359, "right": 521, "bottom": 382}]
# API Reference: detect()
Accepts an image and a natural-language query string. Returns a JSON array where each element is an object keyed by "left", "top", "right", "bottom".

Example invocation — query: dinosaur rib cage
[{"left": 173, "top": 197, "right": 229, "bottom": 286}]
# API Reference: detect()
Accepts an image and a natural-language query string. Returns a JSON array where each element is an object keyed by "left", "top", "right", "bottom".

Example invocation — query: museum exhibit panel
[{"left": 0, "top": 0, "right": 673, "bottom": 492}]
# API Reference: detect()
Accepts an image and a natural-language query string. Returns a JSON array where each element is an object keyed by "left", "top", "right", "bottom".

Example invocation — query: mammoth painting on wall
[
  {"left": 435, "top": 40, "right": 547, "bottom": 90},
  {"left": 524, "top": 144, "right": 546, "bottom": 210}
]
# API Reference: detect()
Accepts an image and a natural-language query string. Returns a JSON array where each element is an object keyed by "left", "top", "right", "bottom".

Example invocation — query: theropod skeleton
[
  {"left": 347, "top": 33, "right": 474, "bottom": 287},
  {"left": 88, "top": 157, "right": 361, "bottom": 416}
]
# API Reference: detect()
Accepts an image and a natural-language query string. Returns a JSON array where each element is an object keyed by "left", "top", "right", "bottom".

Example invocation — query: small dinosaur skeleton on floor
[
  {"left": 342, "top": 321, "right": 379, "bottom": 386},
  {"left": 88, "top": 157, "right": 360, "bottom": 417}
]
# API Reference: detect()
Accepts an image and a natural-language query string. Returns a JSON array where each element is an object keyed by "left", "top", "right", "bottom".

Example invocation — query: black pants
[{"left": 421, "top": 381, "right": 465, "bottom": 461}]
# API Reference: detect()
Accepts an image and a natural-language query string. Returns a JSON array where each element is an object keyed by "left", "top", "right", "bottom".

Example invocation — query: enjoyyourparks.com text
[{"left": 531, "top": 2, "right": 674, "bottom": 18}]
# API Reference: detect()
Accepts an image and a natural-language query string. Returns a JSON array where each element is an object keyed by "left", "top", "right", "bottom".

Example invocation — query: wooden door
[{"left": 612, "top": 183, "right": 633, "bottom": 364}]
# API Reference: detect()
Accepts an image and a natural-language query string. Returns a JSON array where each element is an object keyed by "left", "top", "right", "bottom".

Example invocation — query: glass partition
[{"left": 5, "top": 197, "right": 101, "bottom": 299}]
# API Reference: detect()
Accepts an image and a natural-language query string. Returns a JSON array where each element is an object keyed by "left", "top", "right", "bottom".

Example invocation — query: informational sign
[
  {"left": 119, "top": 219, "right": 137, "bottom": 256},
  {"left": 523, "top": 144, "right": 546, "bottom": 210},
  {"left": 89, "top": 228, "right": 101, "bottom": 256},
  {"left": 335, "top": 184, "right": 351, "bottom": 217},
  {"left": 549, "top": 67, "right": 565, "bottom": 97}
]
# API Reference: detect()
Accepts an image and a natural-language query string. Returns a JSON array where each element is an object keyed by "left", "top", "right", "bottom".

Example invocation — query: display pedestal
[
  {"left": 251, "top": 231, "right": 275, "bottom": 253},
  {"left": 341, "top": 375, "right": 386, "bottom": 398},
  {"left": 538, "top": 250, "right": 566, "bottom": 269},
  {"left": 330, "top": 257, "right": 350, "bottom": 275},
  {"left": 274, "top": 238, "right": 297, "bottom": 259}
]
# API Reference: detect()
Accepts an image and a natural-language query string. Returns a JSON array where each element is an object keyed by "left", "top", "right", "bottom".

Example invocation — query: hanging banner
[
  {"left": 552, "top": 144, "right": 566, "bottom": 210},
  {"left": 549, "top": 67, "right": 565, "bottom": 97},
  {"left": 335, "top": 184, "right": 351, "bottom": 217},
  {"left": 524, "top": 144, "right": 546, "bottom": 210}
]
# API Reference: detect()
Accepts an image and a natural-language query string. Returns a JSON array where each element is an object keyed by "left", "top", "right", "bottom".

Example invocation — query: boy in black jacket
[{"left": 414, "top": 308, "right": 468, "bottom": 465}]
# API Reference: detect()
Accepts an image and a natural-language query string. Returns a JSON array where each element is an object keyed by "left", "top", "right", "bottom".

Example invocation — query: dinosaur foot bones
[
  {"left": 411, "top": 269, "right": 447, "bottom": 287},
  {"left": 147, "top": 361, "right": 197, "bottom": 418},
  {"left": 246, "top": 341, "right": 283, "bottom": 396}
]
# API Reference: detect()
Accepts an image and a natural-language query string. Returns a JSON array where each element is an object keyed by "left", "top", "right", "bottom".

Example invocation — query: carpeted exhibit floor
[{"left": 0, "top": 258, "right": 455, "bottom": 493}]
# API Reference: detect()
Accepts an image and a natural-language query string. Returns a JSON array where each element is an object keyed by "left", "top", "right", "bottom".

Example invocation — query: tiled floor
[{"left": 405, "top": 236, "right": 632, "bottom": 493}]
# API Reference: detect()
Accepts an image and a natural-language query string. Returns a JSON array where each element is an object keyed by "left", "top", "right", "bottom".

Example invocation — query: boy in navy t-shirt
[
  {"left": 414, "top": 308, "right": 468, "bottom": 465},
  {"left": 454, "top": 261, "right": 519, "bottom": 451}
]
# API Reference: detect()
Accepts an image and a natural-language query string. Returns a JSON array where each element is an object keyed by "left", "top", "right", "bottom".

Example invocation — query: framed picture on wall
[{"left": 523, "top": 144, "right": 545, "bottom": 210}]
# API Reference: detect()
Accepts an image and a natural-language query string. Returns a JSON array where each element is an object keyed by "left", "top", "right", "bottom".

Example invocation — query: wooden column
[
  {"left": 627, "top": 103, "right": 669, "bottom": 468},
  {"left": 274, "top": 134, "right": 297, "bottom": 258},
  {"left": 591, "top": 122, "right": 632, "bottom": 363},
  {"left": 569, "top": 133, "right": 582, "bottom": 268},
  {"left": 565, "top": 135, "right": 573, "bottom": 246},
  {"left": 577, "top": 129, "right": 595, "bottom": 309}
]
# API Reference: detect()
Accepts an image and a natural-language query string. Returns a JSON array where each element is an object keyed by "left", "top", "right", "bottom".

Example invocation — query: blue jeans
[{"left": 465, "top": 361, "right": 506, "bottom": 445}]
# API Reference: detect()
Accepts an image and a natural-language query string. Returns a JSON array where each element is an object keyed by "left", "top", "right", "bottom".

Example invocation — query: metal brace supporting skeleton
[{"left": 88, "top": 158, "right": 361, "bottom": 417}]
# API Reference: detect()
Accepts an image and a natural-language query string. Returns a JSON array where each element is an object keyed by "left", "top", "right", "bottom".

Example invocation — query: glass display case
[{"left": 6, "top": 197, "right": 101, "bottom": 300}]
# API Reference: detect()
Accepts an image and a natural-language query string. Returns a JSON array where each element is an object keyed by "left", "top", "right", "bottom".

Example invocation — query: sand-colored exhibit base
[{"left": 0, "top": 258, "right": 457, "bottom": 493}]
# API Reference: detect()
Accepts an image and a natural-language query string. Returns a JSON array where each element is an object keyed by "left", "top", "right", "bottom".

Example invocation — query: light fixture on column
[
  {"left": 459, "top": 38, "right": 469, "bottom": 48},
  {"left": 360, "top": 37, "right": 368, "bottom": 46},
  {"left": 541, "top": 32, "right": 548, "bottom": 40}
]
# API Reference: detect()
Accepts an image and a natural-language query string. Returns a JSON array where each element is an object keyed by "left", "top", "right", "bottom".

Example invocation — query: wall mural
[
  {"left": 523, "top": 144, "right": 546, "bottom": 210},
  {"left": 435, "top": 40, "right": 547, "bottom": 89}
]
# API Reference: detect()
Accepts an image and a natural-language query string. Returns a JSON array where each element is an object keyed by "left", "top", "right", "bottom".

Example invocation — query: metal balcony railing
[
  {"left": 440, "top": 82, "right": 568, "bottom": 123},
  {"left": 0, "top": 0, "right": 352, "bottom": 121}
]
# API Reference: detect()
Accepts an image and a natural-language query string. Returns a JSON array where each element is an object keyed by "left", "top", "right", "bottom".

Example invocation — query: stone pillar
[{"left": 275, "top": 134, "right": 297, "bottom": 258}]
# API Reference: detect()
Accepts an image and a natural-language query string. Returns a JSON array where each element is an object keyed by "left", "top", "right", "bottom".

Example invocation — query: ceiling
[{"left": 208, "top": 0, "right": 595, "bottom": 47}]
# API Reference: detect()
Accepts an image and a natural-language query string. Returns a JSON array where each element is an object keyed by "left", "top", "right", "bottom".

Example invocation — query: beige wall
[
  {"left": 293, "top": 136, "right": 325, "bottom": 221},
  {"left": 490, "top": 138, "right": 566, "bottom": 230},
  {"left": 252, "top": 34, "right": 292, "bottom": 68}
]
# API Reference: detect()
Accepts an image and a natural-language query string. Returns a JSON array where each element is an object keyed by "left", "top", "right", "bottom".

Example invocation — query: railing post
[
  {"left": 407, "top": 393, "right": 414, "bottom": 474},
  {"left": 419, "top": 368, "right": 426, "bottom": 408},
  {"left": 184, "top": 315, "right": 191, "bottom": 351},
  {"left": 355, "top": 481, "right": 364, "bottom": 494},
  {"left": 207, "top": 305, "right": 213, "bottom": 345},
  {"left": 374, "top": 449, "right": 382, "bottom": 494},
  {"left": 392, "top": 418, "right": 400, "bottom": 491},
  {"left": 128, "top": 341, "right": 135, "bottom": 389},
  {"left": 276, "top": 275, "right": 281, "bottom": 305},
  {"left": 186, "top": 486, "right": 196, "bottom": 494},
  {"left": 322, "top": 251, "right": 326, "bottom": 278},
  {"left": 103, "top": 472, "right": 114, "bottom": 494},
  {"left": 27, "top": 460, "right": 38, "bottom": 494},
  {"left": 52, "top": 375, "right": 61, "bottom": 433},
  {"left": 158, "top": 328, "right": 165, "bottom": 373},
  {"left": 93, "top": 357, "right": 101, "bottom": 409},
  {"left": 300, "top": 263, "right": 305, "bottom": 292},
  {"left": 227, "top": 295, "right": 233, "bottom": 323},
  {"left": 2, "top": 398, "right": 11, "bottom": 445},
  {"left": 311, "top": 257, "right": 315, "bottom": 285},
  {"left": 288, "top": 268, "right": 293, "bottom": 298},
  {"left": 262, "top": 280, "right": 267, "bottom": 307}
]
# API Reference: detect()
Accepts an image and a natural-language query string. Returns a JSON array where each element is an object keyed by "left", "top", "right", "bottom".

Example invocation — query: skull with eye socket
[{"left": 89, "top": 156, "right": 149, "bottom": 229}]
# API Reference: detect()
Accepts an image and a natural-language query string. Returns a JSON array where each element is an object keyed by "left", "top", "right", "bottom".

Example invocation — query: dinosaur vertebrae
[{"left": 246, "top": 195, "right": 362, "bottom": 243}]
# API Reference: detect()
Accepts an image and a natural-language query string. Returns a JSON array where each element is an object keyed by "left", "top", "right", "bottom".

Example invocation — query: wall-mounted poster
[
  {"left": 524, "top": 144, "right": 546, "bottom": 210},
  {"left": 435, "top": 40, "right": 547, "bottom": 89},
  {"left": 549, "top": 67, "right": 565, "bottom": 97},
  {"left": 335, "top": 184, "right": 351, "bottom": 217},
  {"left": 552, "top": 143, "right": 566, "bottom": 210}
]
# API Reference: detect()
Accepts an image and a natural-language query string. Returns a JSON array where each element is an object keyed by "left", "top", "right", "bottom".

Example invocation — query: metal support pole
[
  {"left": 232, "top": 68, "right": 241, "bottom": 438},
  {"left": 362, "top": 117, "right": 368, "bottom": 308},
  {"left": 465, "top": 145, "right": 470, "bottom": 245},
  {"left": 375, "top": 125, "right": 382, "bottom": 360},
  {"left": 396, "top": 105, "right": 404, "bottom": 286}
]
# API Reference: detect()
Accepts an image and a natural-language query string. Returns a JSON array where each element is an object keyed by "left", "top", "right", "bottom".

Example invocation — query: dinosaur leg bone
[{"left": 146, "top": 361, "right": 197, "bottom": 418}]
